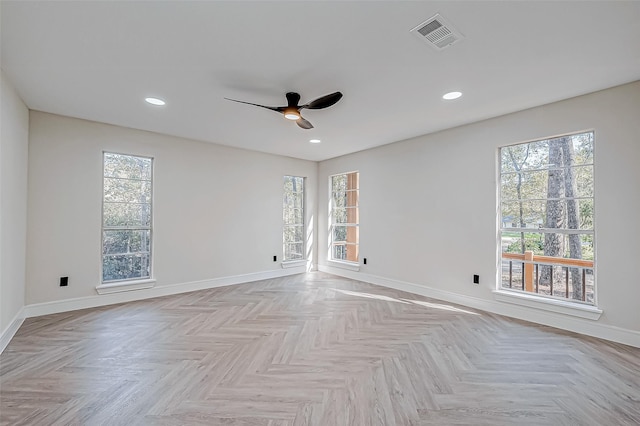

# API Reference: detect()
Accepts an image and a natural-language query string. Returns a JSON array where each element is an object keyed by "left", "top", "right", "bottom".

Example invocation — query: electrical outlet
[
  {"left": 273, "top": 255, "right": 277, "bottom": 262},
  {"left": 363, "top": 258, "right": 367, "bottom": 265},
  {"left": 60, "top": 276, "right": 69, "bottom": 287},
  {"left": 473, "top": 274, "right": 479, "bottom": 284}
]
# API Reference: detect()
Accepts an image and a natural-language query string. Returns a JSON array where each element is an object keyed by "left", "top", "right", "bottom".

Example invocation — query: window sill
[
  {"left": 96, "top": 279, "right": 156, "bottom": 295},
  {"left": 492, "top": 289, "right": 603, "bottom": 320},
  {"left": 327, "top": 260, "right": 360, "bottom": 272},
  {"left": 281, "top": 260, "right": 306, "bottom": 269}
]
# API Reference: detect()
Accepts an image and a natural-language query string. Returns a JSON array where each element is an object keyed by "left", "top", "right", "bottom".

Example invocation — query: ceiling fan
[{"left": 224, "top": 91, "right": 343, "bottom": 129}]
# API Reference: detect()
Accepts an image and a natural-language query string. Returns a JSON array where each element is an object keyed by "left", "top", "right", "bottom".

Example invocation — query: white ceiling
[{"left": 2, "top": 1, "right": 639, "bottom": 162}]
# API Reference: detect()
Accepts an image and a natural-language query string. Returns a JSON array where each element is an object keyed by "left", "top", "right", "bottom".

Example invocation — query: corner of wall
[{"left": 0, "top": 70, "right": 29, "bottom": 350}]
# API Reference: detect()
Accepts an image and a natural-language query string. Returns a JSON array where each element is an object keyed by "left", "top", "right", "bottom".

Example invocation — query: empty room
[{"left": 1, "top": 1, "right": 639, "bottom": 425}]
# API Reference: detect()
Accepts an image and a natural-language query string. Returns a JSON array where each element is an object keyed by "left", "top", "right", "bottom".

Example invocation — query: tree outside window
[
  {"left": 500, "top": 132, "right": 594, "bottom": 303},
  {"left": 283, "top": 176, "right": 305, "bottom": 261},
  {"left": 330, "top": 172, "right": 359, "bottom": 263},
  {"left": 102, "top": 152, "right": 153, "bottom": 282},
  {"left": 500, "top": 132, "right": 595, "bottom": 304}
]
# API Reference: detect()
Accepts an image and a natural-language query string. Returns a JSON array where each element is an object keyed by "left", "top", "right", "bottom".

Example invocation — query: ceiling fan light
[{"left": 284, "top": 108, "right": 300, "bottom": 120}]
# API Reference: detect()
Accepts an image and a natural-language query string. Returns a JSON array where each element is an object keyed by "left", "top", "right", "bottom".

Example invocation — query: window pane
[
  {"left": 345, "top": 190, "right": 358, "bottom": 208},
  {"left": 291, "top": 176, "right": 304, "bottom": 191},
  {"left": 501, "top": 200, "right": 546, "bottom": 228},
  {"left": 344, "top": 243, "right": 358, "bottom": 263},
  {"left": 501, "top": 199, "right": 593, "bottom": 231},
  {"left": 285, "top": 243, "right": 304, "bottom": 260},
  {"left": 346, "top": 172, "right": 359, "bottom": 189},
  {"left": 578, "top": 199, "right": 594, "bottom": 230},
  {"left": 347, "top": 207, "right": 359, "bottom": 225},
  {"left": 103, "top": 202, "right": 151, "bottom": 227},
  {"left": 293, "top": 208, "right": 303, "bottom": 224},
  {"left": 502, "top": 230, "right": 592, "bottom": 259},
  {"left": 289, "top": 193, "right": 303, "bottom": 209},
  {"left": 103, "top": 229, "right": 151, "bottom": 255},
  {"left": 500, "top": 140, "right": 549, "bottom": 173},
  {"left": 330, "top": 172, "right": 359, "bottom": 262},
  {"left": 332, "top": 244, "right": 346, "bottom": 260},
  {"left": 104, "top": 178, "right": 151, "bottom": 203},
  {"left": 283, "top": 175, "right": 304, "bottom": 261},
  {"left": 571, "top": 133, "right": 594, "bottom": 165},
  {"left": 283, "top": 207, "right": 303, "bottom": 225},
  {"left": 575, "top": 166, "right": 594, "bottom": 198},
  {"left": 501, "top": 231, "right": 543, "bottom": 255},
  {"left": 283, "top": 175, "right": 295, "bottom": 191},
  {"left": 333, "top": 225, "right": 347, "bottom": 242},
  {"left": 501, "top": 170, "right": 549, "bottom": 201},
  {"left": 502, "top": 167, "right": 594, "bottom": 201},
  {"left": 102, "top": 152, "right": 152, "bottom": 284},
  {"left": 347, "top": 226, "right": 359, "bottom": 245},
  {"left": 104, "top": 153, "right": 152, "bottom": 180},
  {"left": 333, "top": 208, "right": 347, "bottom": 224},
  {"left": 332, "top": 225, "right": 359, "bottom": 243},
  {"left": 499, "top": 131, "right": 594, "bottom": 304},
  {"left": 103, "top": 254, "right": 150, "bottom": 281},
  {"left": 331, "top": 175, "right": 346, "bottom": 192},
  {"left": 283, "top": 225, "right": 303, "bottom": 243},
  {"left": 332, "top": 191, "right": 346, "bottom": 208}
]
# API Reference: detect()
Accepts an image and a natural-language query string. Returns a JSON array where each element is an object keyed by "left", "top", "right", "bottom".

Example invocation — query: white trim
[
  {"left": 281, "top": 260, "right": 307, "bottom": 269},
  {"left": 318, "top": 266, "right": 640, "bottom": 348},
  {"left": 326, "top": 259, "right": 360, "bottom": 272},
  {"left": 96, "top": 278, "right": 156, "bottom": 294},
  {"left": 492, "top": 289, "right": 602, "bottom": 320},
  {"left": 1, "top": 307, "right": 26, "bottom": 354},
  {"left": 25, "top": 267, "right": 306, "bottom": 319}
]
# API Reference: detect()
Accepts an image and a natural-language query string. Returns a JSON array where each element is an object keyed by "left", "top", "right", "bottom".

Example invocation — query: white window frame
[
  {"left": 282, "top": 175, "right": 306, "bottom": 266},
  {"left": 97, "top": 152, "right": 155, "bottom": 294},
  {"left": 495, "top": 131, "right": 601, "bottom": 319},
  {"left": 329, "top": 171, "right": 359, "bottom": 266}
]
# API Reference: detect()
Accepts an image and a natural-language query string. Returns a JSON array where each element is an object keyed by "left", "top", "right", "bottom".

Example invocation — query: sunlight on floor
[{"left": 334, "top": 288, "right": 479, "bottom": 315}]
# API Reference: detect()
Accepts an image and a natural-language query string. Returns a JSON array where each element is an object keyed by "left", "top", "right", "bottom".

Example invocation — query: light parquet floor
[{"left": 1, "top": 272, "right": 639, "bottom": 425}]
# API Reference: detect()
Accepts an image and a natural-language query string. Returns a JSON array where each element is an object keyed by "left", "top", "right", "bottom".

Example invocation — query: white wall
[
  {"left": 0, "top": 70, "right": 29, "bottom": 340},
  {"left": 14, "top": 82, "right": 640, "bottom": 347},
  {"left": 318, "top": 81, "right": 640, "bottom": 344},
  {"left": 26, "top": 112, "right": 317, "bottom": 305}
]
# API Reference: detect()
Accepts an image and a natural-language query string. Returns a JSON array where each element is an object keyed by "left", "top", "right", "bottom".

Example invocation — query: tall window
[
  {"left": 499, "top": 132, "right": 595, "bottom": 304},
  {"left": 283, "top": 175, "right": 305, "bottom": 261},
  {"left": 330, "top": 171, "right": 359, "bottom": 263},
  {"left": 102, "top": 152, "right": 153, "bottom": 282}
]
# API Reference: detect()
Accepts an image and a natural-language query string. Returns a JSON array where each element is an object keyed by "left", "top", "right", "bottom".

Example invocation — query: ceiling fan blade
[
  {"left": 224, "top": 98, "right": 284, "bottom": 112},
  {"left": 296, "top": 117, "right": 314, "bottom": 129},
  {"left": 301, "top": 91, "right": 343, "bottom": 109}
]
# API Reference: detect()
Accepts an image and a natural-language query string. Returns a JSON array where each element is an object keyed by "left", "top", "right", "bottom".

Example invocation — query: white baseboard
[
  {"left": 1, "top": 307, "right": 26, "bottom": 354},
  {"left": 24, "top": 266, "right": 307, "bottom": 319},
  {"left": 9, "top": 265, "right": 638, "bottom": 350},
  {"left": 318, "top": 265, "right": 640, "bottom": 348}
]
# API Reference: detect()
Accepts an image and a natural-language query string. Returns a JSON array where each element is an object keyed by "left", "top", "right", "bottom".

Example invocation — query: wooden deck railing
[{"left": 502, "top": 251, "right": 594, "bottom": 301}]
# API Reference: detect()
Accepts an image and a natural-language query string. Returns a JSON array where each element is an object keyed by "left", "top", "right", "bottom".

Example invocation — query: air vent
[{"left": 410, "top": 13, "right": 464, "bottom": 50}]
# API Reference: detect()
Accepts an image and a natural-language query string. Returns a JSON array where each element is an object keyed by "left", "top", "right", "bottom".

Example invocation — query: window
[
  {"left": 330, "top": 171, "right": 359, "bottom": 263},
  {"left": 499, "top": 132, "right": 595, "bottom": 304},
  {"left": 283, "top": 175, "right": 305, "bottom": 261},
  {"left": 102, "top": 152, "right": 153, "bottom": 282}
]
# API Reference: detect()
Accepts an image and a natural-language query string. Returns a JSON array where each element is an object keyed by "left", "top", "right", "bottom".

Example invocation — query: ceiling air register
[{"left": 410, "top": 13, "right": 464, "bottom": 50}]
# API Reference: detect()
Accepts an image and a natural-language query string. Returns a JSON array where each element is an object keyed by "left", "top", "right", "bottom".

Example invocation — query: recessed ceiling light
[
  {"left": 145, "top": 97, "right": 166, "bottom": 106},
  {"left": 442, "top": 91, "right": 462, "bottom": 100},
  {"left": 309, "top": 139, "right": 321, "bottom": 144}
]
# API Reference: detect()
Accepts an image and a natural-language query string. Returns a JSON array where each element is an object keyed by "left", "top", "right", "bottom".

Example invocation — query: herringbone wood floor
[{"left": 1, "top": 272, "right": 639, "bottom": 425}]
